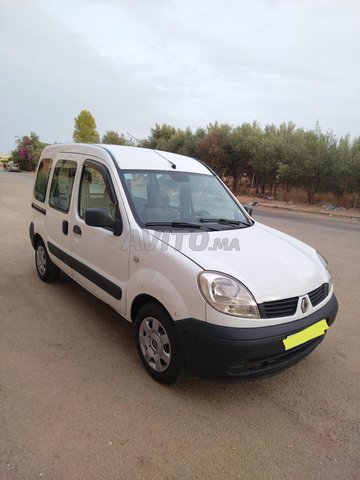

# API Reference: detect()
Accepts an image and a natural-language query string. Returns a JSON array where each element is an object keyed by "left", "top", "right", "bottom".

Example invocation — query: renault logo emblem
[{"left": 301, "top": 297, "right": 309, "bottom": 313}]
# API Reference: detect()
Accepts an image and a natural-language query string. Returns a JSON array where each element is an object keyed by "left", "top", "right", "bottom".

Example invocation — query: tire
[
  {"left": 134, "top": 302, "right": 184, "bottom": 385},
  {"left": 35, "top": 239, "right": 60, "bottom": 282}
]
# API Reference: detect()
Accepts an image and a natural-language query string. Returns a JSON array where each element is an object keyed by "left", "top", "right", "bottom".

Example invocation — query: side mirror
[
  {"left": 85, "top": 208, "right": 123, "bottom": 236},
  {"left": 243, "top": 205, "right": 253, "bottom": 216}
]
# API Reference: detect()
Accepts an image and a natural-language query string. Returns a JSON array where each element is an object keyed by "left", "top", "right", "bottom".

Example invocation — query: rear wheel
[
  {"left": 35, "top": 239, "right": 60, "bottom": 282},
  {"left": 134, "top": 302, "right": 184, "bottom": 384}
]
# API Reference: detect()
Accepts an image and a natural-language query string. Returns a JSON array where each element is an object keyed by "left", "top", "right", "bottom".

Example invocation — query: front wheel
[
  {"left": 134, "top": 302, "right": 184, "bottom": 385},
  {"left": 35, "top": 239, "right": 60, "bottom": 282}
]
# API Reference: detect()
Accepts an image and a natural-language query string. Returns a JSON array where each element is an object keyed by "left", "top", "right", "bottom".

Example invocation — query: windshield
[{"left": 121, "top": 170, "right": 251, "bottom": 230}]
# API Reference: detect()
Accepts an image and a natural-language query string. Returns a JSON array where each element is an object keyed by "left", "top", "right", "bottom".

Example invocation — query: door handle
[
  {"left": 62, "top": 220, "right": 69, "bottom": 235},
  {"left": 73, "top": 225, "right": 82, "bottom": 235}
]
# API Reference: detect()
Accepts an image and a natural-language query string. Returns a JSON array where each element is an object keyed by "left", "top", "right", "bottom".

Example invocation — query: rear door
[
  {"left": 45, "top": 154, "right": 81, "bottom": 275},
  {"left": 69, "top": 157, "right": 129, "bottom": 315}
]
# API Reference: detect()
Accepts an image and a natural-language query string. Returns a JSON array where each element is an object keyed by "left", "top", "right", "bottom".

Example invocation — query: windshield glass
[{"left": 121, "top": 170, "right": 251, "bottom": 229}]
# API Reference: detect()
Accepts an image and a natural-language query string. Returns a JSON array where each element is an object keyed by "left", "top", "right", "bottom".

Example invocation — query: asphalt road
[{"left": 1, "top": 170, "right": 359, "bottom": 480}]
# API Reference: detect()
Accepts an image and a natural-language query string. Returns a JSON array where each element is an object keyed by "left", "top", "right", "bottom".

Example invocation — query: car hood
[{"left": 153, "top": 222, "right": 327, "bottom": 303}]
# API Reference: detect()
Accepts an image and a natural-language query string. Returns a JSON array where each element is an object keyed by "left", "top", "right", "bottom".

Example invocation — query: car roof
[{"left": 41, "top": 144, "right": 211, "bottom": 175}]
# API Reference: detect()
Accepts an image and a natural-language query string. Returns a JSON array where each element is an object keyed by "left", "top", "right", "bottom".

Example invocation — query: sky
[{"left": 0, "top": 0, "right": 359, "bottom": 153}]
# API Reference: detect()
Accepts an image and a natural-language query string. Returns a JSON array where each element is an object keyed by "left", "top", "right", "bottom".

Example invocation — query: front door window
[{"left": 79, "top": 163, "right": 116, "bottom": 220}]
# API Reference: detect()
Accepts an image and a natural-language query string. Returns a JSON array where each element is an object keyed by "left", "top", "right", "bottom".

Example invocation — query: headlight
[
  {"left": 198, "top": 272, "right": 259, "bottom": 318},
  {"left": 316, "top": 252, "right": 333, "bottom": 289}
]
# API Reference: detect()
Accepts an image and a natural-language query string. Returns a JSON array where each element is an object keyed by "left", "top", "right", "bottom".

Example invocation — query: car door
[
  {"left": 45, "top": 154, "right": 80, "bottom": 276},
  {"left": 70, "top": 157, "right": 129, "bottom": 315}
]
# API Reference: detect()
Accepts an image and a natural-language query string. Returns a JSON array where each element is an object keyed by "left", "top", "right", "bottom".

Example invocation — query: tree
[
  {"left": 10, "top": 132, "right": 48, "bottom": 171},
  {"left": 229, "top": 122, "right": 260, "bottom": 194},
  {"left": 349, "top": 136, "right": 360, "bottom": 206},
  {"left": 141, "top": 124, "right": 203, "bottom": 158},
  {"left": 195, "top": 123, "right": 232, "bottom": 173},
  {"left": 142, "top": 123, "right": 178, "bottom": 150},
  {"left": 102, "top": 130, "right": 127, "bottom": 145},
  {"left": 73, "top": 110, "right": 100, "bottom": 143},
  {"left": 250, "top": 124, "right": 282, "bottom": 195}
]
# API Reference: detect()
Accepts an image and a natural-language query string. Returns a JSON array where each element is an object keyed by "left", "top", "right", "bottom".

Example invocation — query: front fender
[
  {"left": 127, "top": 267, "right": 205, "bottom": 321},
  {"left": 126, "top": 246, "right": 206, "bottom": 322}
]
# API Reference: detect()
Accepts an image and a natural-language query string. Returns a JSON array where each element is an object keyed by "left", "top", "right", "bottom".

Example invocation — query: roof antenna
[{"left": 126, "top": 132, "right": 176, "bottom": 170}]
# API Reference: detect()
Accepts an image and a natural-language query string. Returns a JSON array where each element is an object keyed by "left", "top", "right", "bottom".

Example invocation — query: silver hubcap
[
  {"left": 36, "top": 245, "right": 47, "bottom": 276},
  {"left": 139, "top": 317, "right": 171, "bottom": 372}
]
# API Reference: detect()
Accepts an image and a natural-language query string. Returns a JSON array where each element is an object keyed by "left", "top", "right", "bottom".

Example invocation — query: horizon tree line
[{"left": 9, "top": 110, "right": 360, "bottom": 205}]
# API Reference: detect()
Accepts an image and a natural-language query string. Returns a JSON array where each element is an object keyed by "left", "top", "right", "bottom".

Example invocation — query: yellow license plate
[{"left": 283, "top": 319, "right": 329, "bottom": 351}]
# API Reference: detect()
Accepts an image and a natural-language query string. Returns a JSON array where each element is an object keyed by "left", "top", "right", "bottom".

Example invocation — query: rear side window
[
  {"left": 34, "top": 159, "right": 52, "bottom": 202},
  {"left": 49, "top": 160, "right": 77, "bottom": 212}
]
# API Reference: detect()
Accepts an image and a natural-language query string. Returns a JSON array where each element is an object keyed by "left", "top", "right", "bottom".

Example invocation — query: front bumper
[{"left": 175, "top": 294, "right": 338, "bottom": 382}]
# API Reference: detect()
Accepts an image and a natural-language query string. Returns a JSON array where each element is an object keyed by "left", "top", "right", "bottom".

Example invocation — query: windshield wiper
[
  {"left": 144, "top": 221, "right": 202, "bottom": 229},
  {"left": 199, "top": 218, "right": 251, "bottom": 227}
]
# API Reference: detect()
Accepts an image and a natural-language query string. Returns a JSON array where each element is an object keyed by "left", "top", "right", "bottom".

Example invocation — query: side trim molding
[{"left": 47, "top": 242, "right": 122, "bottom": 300}]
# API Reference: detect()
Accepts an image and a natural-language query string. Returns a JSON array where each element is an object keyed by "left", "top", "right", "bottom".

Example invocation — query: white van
[{"left": 30, "top": 144, "right": 338, "bottom": 384}]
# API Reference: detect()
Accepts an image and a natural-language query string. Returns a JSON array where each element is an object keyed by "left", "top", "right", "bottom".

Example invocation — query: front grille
[
  {"left": 261, "top": 297, "right": 298, "bottom": 318},
  {"left": 258, "top": 283, "right": 330, "bottom": 319},
  {"left": 308, "top": 283, "right": 329, "bottom": 307}
]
